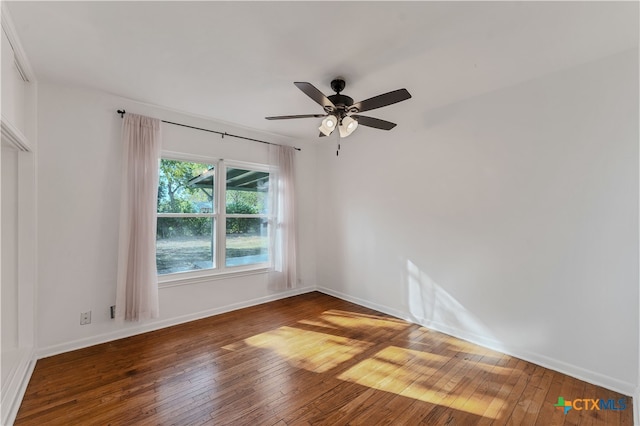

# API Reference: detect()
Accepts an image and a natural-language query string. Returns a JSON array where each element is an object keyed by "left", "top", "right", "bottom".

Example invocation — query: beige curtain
[
  {"left": 116, "top": 113, "right": 161, "bottom": 321},
  {"left": 269, "top": 145, "right": 298, "bottom": 289}
]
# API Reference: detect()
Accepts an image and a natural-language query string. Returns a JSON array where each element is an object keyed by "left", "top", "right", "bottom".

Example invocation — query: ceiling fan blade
[
  {"left": 266, "top": 114, "right": 326, "bottom": 120},
  {"left": 352, "top": 115, "right": 397, "bottom": 130},
  {"left": 352, "top": 88, "right": 411, "bottom": 113},
  {"left": 294, "top": 82, "right": 336, "bottom": 110},
  {"left": 319, "top": 132, "right": 326, "bottom": 138}
]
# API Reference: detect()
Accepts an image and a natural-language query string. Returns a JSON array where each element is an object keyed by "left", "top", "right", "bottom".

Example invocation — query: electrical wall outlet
[{"left": 80, "top": 311, "right": 91, "bottom": 325}]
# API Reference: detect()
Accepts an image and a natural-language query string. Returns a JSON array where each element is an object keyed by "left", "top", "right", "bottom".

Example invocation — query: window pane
[
  {"left": 225, "top": 218, "right": 268, "bottom": 267},
  {"left": 156, "top": 217, "right": 214, "bottom": 274},
  {"left": 158, "top": 159, "right": 214, "bottom": 213},
  {"left": 225, "top": 167, "right": 269, "bottom": 215}
]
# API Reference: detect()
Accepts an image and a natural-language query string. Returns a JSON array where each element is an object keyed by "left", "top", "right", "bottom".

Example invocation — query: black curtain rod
[{"left": 116, "top": 110, "right": 301, "bottom": 151}]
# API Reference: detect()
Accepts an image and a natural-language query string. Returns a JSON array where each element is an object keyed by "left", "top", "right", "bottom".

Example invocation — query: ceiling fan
[{"left": 266, "top": 78, "right": 411, "bottom": 138}]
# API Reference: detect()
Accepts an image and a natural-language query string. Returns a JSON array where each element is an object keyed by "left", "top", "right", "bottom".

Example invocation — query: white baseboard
[
  {"left": 317, "top": 286, "right": 637, "bottom": 398},
  {"left": 318, "top": 286, "right": 409, "bottom": 319},
  {"left": 37, "top": 286, "right": 315, "bottom": 359},
  {"left": 1, "top": 347, "right": 36, "bottom": 426}
]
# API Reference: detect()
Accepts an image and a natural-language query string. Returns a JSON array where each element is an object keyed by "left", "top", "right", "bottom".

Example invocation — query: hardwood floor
[{"left": 16, "top": 292, "right": 632, "bottom": 425}]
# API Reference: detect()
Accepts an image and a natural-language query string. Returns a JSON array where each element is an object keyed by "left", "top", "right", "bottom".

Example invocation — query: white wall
[
  {"left": 316, "top": 49, "right": 639, "bottom": 395},
  {"left": 35, "top": 82, "right": 317, "bottom": 355}
]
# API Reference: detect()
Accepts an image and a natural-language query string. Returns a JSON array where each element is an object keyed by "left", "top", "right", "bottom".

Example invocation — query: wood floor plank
[
  {"left": 494, "top": 361, "right": 538, "bottom": 425},
  {"left": 15, "top": 292, "right": 633, "bottom": 425},
  {"left": 505, "top": 365, "right": 552, "bottom": 425}
]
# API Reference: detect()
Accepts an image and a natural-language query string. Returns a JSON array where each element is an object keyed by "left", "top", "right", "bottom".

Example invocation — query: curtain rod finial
[{"left": 117, "top": 109, "right": 126, "bottom": 118}]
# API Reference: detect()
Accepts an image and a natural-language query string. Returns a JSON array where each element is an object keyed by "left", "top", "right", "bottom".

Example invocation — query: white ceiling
[{"left": 5, "top": 1, "right": 639, "bottom": 140}]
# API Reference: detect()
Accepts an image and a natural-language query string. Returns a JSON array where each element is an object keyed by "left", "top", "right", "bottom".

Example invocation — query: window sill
[{"left": 158, "top": 266, "right": 270, "bottom": 289}]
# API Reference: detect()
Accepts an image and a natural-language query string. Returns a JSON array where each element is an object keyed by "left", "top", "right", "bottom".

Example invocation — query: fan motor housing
[
  {"left": 325, "top": 78, "right": 357, "bottom": 114},
  {"left": 327, "top": 94, "right": 354, "bottom": 109}
]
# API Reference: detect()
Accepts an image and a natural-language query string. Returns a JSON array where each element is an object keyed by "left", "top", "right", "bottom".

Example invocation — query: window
[
  {"left": 225, "top": 166, "right": 270, "bottom": 267},
  {"left": 156, "top": 156, "right": 270, "bottom": 278}
]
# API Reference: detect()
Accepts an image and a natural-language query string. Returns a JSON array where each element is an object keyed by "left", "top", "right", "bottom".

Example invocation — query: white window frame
[{"left": 157, "top": 151, "right": 272, "bottom": 287}]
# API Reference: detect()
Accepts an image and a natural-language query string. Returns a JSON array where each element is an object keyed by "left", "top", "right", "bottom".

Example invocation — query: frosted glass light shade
[
  {"left": 319, "top": 115, "right": 338, "bottom": 136},
  {"left": 339, "top": 115, "right": 358, "bottom": 138}
]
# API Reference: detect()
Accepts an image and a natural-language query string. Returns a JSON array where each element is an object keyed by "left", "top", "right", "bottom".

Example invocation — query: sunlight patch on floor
[
  {"left": 299, "top": 309, "right": 410, "bottom": 332},
  {"left": 472, "top": 362, "right": 512, "bottom": 376},
  {"left": 244, "top": 326, "right": 373, "bottom": 373},
  {"left": 338, "top": 345, "right": 502, "bottom": 419},
  {"left": 297, "top": 318, "right": 340, "bottom": 330}
]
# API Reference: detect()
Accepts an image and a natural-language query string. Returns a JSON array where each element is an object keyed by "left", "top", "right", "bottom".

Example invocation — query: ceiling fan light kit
[
  {"left": 266, "top": 78, "right": 411, "bottom": 140},
  {"left": 339, "top": 115, "right": 358, "bottom": 138},
  {"left": 319, "top": 115, "right": 338, "bottom": 136}
]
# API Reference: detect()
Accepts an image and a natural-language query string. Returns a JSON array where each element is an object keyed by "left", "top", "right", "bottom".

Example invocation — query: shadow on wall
[{"left": 403, "top": 259, "right": 498, "bottom": 348}]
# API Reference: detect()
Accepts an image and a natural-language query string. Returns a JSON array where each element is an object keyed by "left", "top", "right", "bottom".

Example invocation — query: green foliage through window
[{"left": 157, "top": 159, "right": 213, "bottom": 214}]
